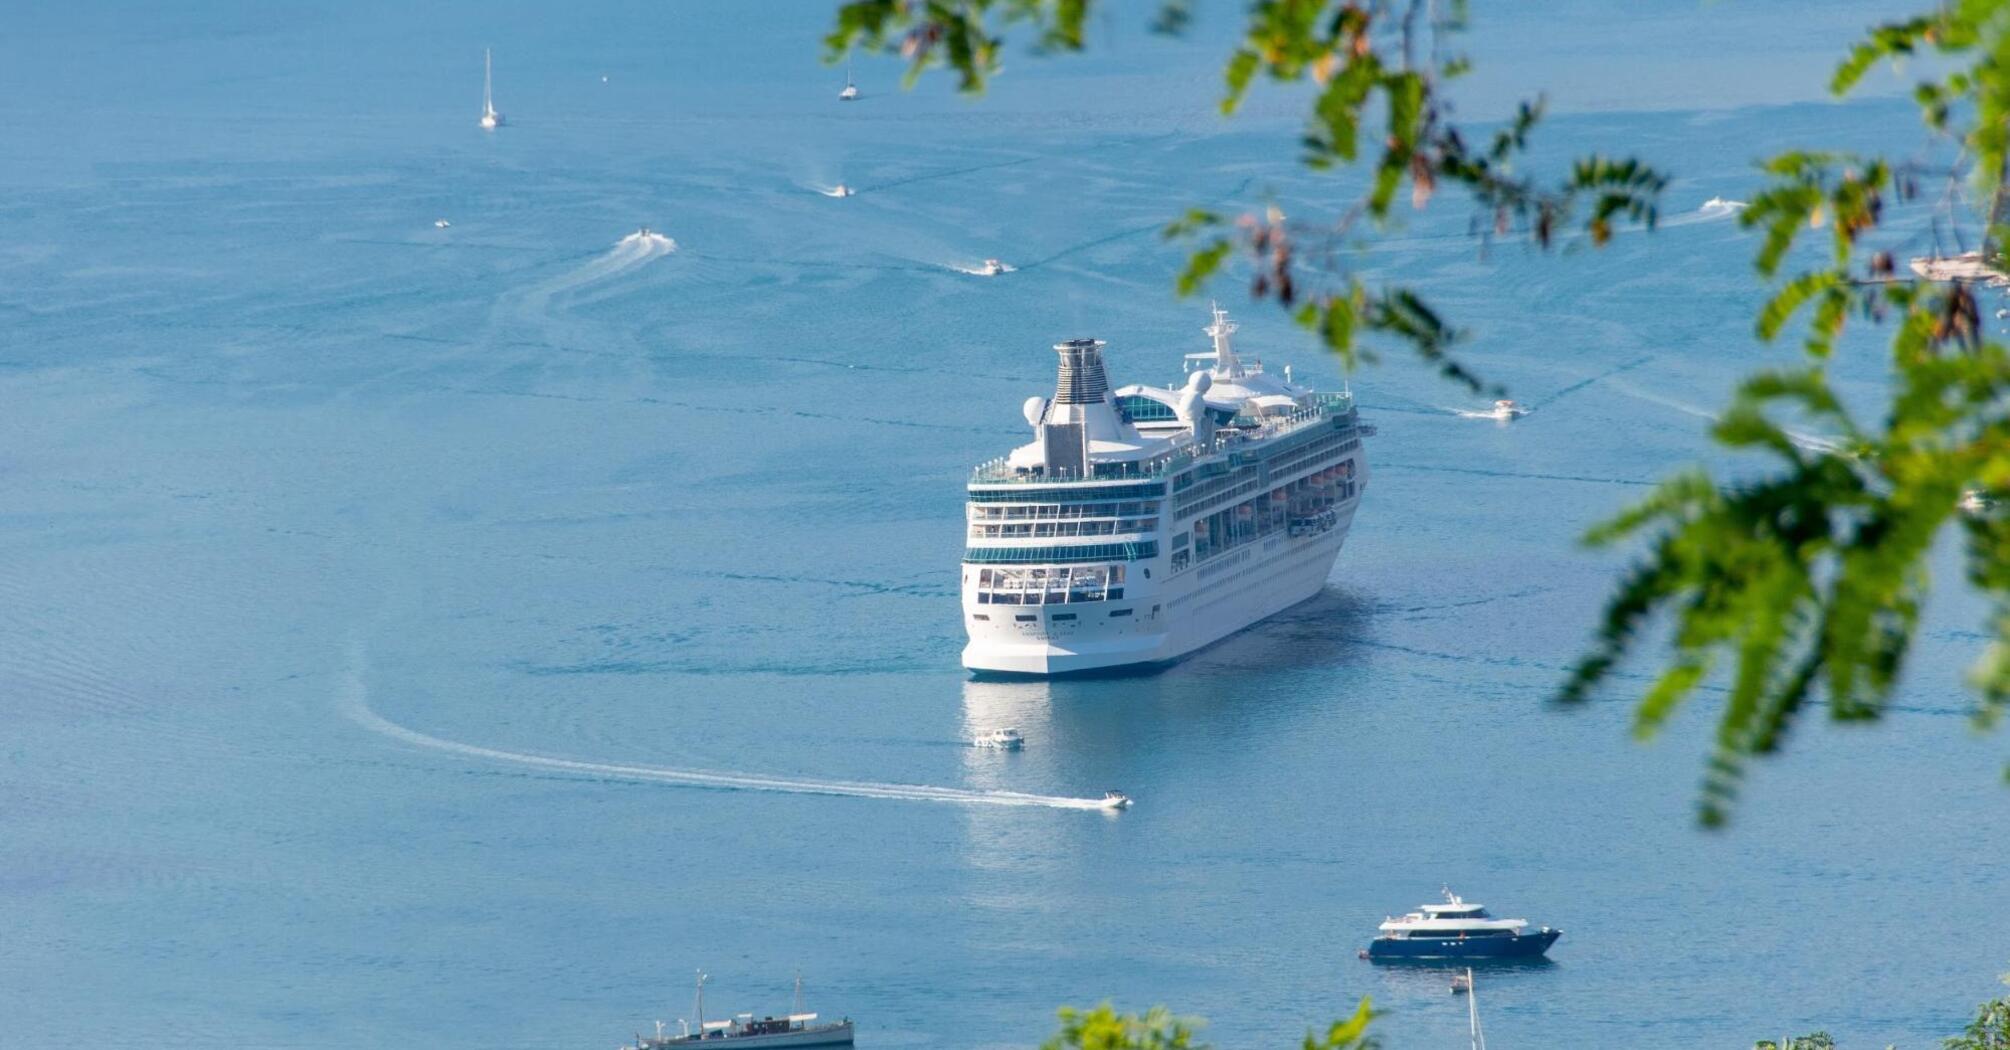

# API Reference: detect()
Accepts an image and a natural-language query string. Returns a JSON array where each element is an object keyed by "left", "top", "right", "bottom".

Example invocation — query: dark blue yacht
[{"left": 1365, "top": 889, "right": 1560, "bottom": 961}]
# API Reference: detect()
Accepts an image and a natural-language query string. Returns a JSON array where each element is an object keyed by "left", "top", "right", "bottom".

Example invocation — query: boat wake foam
[
  {"left": 1662, "top": 197, "right": 1748, "bottom": 227},
  {"left": 339, "top": 663, "right": 1112, "bottom": 811},
  {"left": 502, "top": 231, "right": 677, "bottom": 332}
]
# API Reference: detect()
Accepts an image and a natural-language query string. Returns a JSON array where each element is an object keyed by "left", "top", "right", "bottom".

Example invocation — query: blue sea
[{"left": 4, "top": 3, "right": 2006, "bottom": 1047}]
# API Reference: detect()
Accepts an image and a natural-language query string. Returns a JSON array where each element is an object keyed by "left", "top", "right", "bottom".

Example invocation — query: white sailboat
[
  {"left": 480, "top": 48, "right": 503, "bottom": 129},
  {"left": 839, "top": 55, "right": 859, "bottom": 101}
]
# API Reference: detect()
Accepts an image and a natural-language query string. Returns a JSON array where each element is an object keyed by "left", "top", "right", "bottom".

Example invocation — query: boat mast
[
  {"left": 483, "top": 48, "right": 495, "bottom": 118},
  {"left": 1204, "top": 302, "right": 1243, "bottom": 378},
  {"left": 1466, "top": 968, "right": 1486, "bottom": 1050},
  {"left": 693, "top": 970, "right": 707, "bottom": 1031},
  {"left": 794, "top": 971, "right": 805, "bottom": 1016}
]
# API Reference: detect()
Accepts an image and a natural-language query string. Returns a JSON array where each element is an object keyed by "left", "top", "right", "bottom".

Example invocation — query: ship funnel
[{"left": 1052, "top": 338, "right": 1111, "bottom": 405}]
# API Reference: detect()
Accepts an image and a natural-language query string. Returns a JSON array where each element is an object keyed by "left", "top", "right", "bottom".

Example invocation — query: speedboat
[
  {"left": 973, "top": 728, "right": 1025, "bottom": 750},
  {"left": 978, "top": 258, "right": 1009, "bottom": 276},
  {"left": 828, "top": 184, "right": 854, "bottom": 198},
  {"left": 434, "top": 219, "right": 451, "bottom": 228},
  {"left": 1365, "top": 889, "right": 1560, "bottom": 961},
  {"left": 1700, "top": 196, "right": 1744, "bottom": 215},
  {"left": 1099, "top": 790, "right": 1132, "bottom": 810},
  {"left": 637, "top": 226, "right": 654, "bottom": 238},
  {"left": 1488, "top": 399, "right": 1524, "bottom": 420}
]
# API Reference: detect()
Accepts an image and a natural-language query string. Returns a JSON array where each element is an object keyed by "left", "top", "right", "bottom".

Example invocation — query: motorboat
[
  {"left": 978, "top": 258, "right": 1009, "bottom": 276},
  {"left": 973, "top": 728, "right": 1025, "bottom": 750},
  {"left": 480, "top": 48, "right": 503, "bottom": 129},
  {"left": 635, "top": 973, "right": 854, "bottom": 1048},
  {"left": 827, "top": 184, "right": 854, "bottom": 198},
  {"left": 1961, "top": 490, "right": 1995, "bottom": 513},
  {"left": 1366, "top": 888, "right": 1560, "bottom": 961},
  {"left": 434, "top": 219, "right": 451, "bottom": 228},
  {"left": 1488, "top": 399, "right": 1525, "bottom": 421},
  {"left": 1099, "top": 790, "right": 1132, "bottom": 810}
]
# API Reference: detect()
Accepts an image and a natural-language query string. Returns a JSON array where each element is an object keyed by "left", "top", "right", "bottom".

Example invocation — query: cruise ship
[{"left": 961, "top": 307, "right": 1368, "bottom": 675}]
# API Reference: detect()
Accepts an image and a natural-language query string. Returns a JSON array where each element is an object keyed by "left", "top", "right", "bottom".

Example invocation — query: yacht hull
[{"left": 1366, "top": 929, "right": 1561, "bottom": 961}]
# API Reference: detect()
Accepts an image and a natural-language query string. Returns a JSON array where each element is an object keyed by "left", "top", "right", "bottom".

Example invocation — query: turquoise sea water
[{"left": 4, "top": 3, "right": 2007, "bottom": 1047}]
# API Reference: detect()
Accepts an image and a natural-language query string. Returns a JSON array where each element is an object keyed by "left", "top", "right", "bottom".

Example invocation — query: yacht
[
  {"left": 1366, "top": 890, "right": 1560, "bottom": 961},
  {"left": 480, "top": 48, "right": 503, "bottom": 129},
  {"left": 961, "top": 305, "right": 1368, "bottom": 675},
  {"left": 1100, "top": 791, "right": 1132, "bottom": 809},
  {"left": 839, "top": 57, "right": 860, "bottom": 101},
  {"left": 635, "top": 973, "right": 853, "bottom": 1049},
  {"left": 973, "top": 727, "right": 1025, "bottom": 750}
]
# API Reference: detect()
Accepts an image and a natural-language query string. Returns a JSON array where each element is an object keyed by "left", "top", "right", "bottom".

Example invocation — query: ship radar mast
[{"left": 1204, "top": 302, "right": 1244, "bottom": 378}]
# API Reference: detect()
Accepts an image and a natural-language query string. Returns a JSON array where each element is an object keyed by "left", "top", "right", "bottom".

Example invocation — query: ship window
[
  {"left": 1109, "top": 609, "right": 1133, "bottom": 617},
  {"left": 1014, "top": 614, "right": 1037, "bottom": 623},
  {"left": 971, "top": 614, "right": 990, "bottom": 621},
  {"left": 977, "top": 592, "right": 991, "bottom": 604},
  {"left": 1052, "top": 613, "right": 1076, "bottom": 621}
]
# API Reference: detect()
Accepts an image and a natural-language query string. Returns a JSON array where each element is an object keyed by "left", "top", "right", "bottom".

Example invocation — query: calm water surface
[{"left": 3, "top": 3, "right": 2006, "bottom": 1047}]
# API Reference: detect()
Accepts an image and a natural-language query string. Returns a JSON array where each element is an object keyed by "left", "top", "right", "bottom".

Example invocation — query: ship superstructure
[{"left": 961, "top": 307, "right": 1368, "bottom": 675}]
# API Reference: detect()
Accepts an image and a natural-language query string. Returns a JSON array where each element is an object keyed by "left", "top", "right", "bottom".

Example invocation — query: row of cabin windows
[
  {"left": 963, "top": 541, "right": 1157, "bottom": 564},
  {"left": 1404, "top": 929, "right": 1515, "bottom": 939},
  {"left": 968, "top": 501, "right": 1160, "bottom": 521},
  {"left": 970, "top": 518, "right": 1157, "bottom": 539},
  {"left": 970, "top": 608, "right": 1135, "bottom": 621},
  {"left": 966, "top": 483, "right": 1165, "bottom": 503}
]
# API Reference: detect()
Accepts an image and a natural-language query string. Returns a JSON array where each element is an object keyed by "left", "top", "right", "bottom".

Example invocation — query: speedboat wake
[{"left": 340, "top": 672, "right": 1117, "bottom": 812}]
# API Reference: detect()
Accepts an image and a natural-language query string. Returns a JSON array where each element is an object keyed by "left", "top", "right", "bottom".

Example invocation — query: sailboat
[
  {"left": 838, "top": 55, "right": 859, "bottom": 101},
  {"left": 480, "top": 48, "right": 503, "bottom": 129},
  {"left": 1912, "top": 139, "right": 2010, "bottom": 285}
]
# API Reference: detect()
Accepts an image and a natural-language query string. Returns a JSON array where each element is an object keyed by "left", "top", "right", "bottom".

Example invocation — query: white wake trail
[
  {"left": 510, "top": 231, "right": 677, "bottom": 325},
  {"left": 340, "top": 672, "right": 1112, "bottom": 812}
]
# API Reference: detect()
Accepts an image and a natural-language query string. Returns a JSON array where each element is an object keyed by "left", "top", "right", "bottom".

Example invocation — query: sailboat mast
[
  {"left": 1986, "top": 150, "right": 2010, "bottom": 267},
  {"left": 1466, "top": 968, "right": 1486, "bottom": 1050},
  {"left": 794, "top": 972, "right": 805, "bottom": 1015},
  {"left": 693, "top": 970, "right": 706, "bottom": 1031},
  {"left": 483, "top": 48, "right": 493, "bottom": 112}
]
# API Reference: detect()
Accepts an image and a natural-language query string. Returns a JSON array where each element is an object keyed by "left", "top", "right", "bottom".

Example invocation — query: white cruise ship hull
[
  {"left": 961, "top": 506, "right": 1356, "bottom": 675},
  {"left": 960, "top": 310, "right": 1366, "bottom": 677}
]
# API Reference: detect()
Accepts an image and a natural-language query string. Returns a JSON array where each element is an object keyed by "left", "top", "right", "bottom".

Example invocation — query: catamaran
[{"left": 480, "top": 48, "right": 503, "bottom": 129}]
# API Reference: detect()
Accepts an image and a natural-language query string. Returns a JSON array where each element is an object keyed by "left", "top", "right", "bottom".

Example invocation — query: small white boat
[
  {"left": 1960, "top": 490, "right": 1994, "bottom": 513},
  {"left": 973, "top": 728, "right": 1025, "bottom": 750},
  {"left": 480, "top": 48, "right": 503, "bottom": 129},
  {"left": 434, "top": 219, "right": 452, "bottom": 229},
  {"left": 978, "top": 258, "right": 1009, "bottom": 277},
  {"left": 826, "top": 184, "right": 854, "bottom": 198},
  {"left": 839, "top": 56, "right": 859, "bottom": 101},
  {"left": 1488, "top": 399, "right": 1524, "bottom": 421},
  {"left": 1099, "top": 790, "right": 1132, "bottom": 810},
  {"left": 1700, "top": 196, "right": 1744, "bottom": 215}
]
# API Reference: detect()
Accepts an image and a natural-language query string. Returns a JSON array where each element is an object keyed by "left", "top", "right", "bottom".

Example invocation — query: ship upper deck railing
[{"left": 969, "top": 390, "right": 1353, "bottom": 485}]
